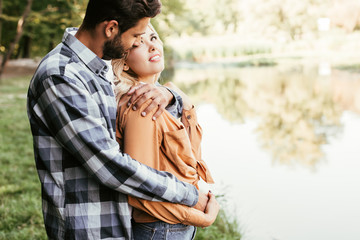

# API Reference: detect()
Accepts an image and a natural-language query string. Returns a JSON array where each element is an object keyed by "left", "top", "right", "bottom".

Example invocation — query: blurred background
[{"left": 1, "top": 0, "right": 360, "bottom": 239}]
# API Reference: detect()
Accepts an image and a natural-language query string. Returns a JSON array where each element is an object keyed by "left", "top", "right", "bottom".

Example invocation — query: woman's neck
[{"left": 138, "top": 75, "right": 157, "bottom": 84}]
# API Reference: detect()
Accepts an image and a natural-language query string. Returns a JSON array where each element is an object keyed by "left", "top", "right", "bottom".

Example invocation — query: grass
[
  {"left": 0, "top": 76, "right": 47, "bottom": 239},
  {"left": 195, "top": 202, "right": 242, "bottom": 240},
  {"left": 0, "top": 76, "right": 242, "bottom": 239}
]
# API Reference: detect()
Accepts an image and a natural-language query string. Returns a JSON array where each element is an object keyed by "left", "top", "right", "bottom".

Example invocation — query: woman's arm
[
  {"left": 128, "top": 193, "right": 219, "bottom": 227},
  {"left": 119, "top": 100, "right": 217, "bottom": 226},
  {"left": 164, "top": 82, "right": 214, "bottom": 184},
  {"left": 163, "top": 82, "right": 202, "bottom": 160}
]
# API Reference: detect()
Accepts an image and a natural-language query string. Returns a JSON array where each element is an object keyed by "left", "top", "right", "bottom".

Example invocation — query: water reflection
[{"left": 172, "top": 64, "right": 344, "bottom": 168}]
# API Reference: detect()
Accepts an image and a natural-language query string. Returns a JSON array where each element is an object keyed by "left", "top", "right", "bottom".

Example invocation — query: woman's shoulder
[
  {"left": 117, "top": 97, "right": 185, "bottom": 132},
  {"left": 118, "top": 99, "right": 155, "bottom": 126}
]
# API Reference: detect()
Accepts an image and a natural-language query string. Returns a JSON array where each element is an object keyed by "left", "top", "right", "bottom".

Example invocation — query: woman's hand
[
  {"left": 127, "top": 83, "right": 173, "bottom": 120},
  {"left": 163, "top": 82, "right": 193, "bottom": 111},
  {"left": 202, "top": 191, "right": 220, "bottom": 227},
  {"left": 193, "top": 191, "right": 209, "bottom": 212}
]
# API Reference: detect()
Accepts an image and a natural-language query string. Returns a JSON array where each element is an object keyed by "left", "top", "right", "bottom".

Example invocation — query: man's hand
[
  {"left": 193, "top": 190, "right": 209, "bottom": 212},
  {"left": 127, "top": 83, "right": 173, "bottom": 120}
]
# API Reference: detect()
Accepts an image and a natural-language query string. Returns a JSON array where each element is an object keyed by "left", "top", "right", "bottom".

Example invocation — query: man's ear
[{"left": 104, "top": 20, "right": 119, "bottom": 38}]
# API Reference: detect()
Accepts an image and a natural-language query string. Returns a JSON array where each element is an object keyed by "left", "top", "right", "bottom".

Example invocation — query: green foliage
[
  {"left": 2, "top": 0, "right": 360, "bottom": 61},
  {"left": 155, "top": 0, "right": 240, "bottom": 36},
  {"left": 195, "top": 208, "right": 242, "bottom": 240},
  {"left": 1, "top": 0, "right": 87, "bottom": 58},
  {"left": 236, "top": 58, "right": 277, "bottom": 67},
  {"left": 335, "top": 63, "right": 360, "bottom": 73}
]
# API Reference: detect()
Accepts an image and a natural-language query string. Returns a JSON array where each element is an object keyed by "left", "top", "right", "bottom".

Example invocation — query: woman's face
[{"left": 125, "top": 26, "right": 164, "bottom": 82}]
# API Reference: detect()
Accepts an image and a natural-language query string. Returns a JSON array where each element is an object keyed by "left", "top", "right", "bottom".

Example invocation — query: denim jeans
[{"left": 132, "top": 221, "right": 197, "bottom": 240}]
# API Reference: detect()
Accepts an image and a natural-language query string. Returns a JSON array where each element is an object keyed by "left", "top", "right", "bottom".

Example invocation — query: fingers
[
  {"left": 200, "top": 191, "right": 220, "bottom": 227},
  {"left": 144, "top": 100, "right": 166, "bottom": 120},
  {"left": 140, "top": 96, "right": 164, "bottom": 120},
  {"left": 205, "top": 191, "right": 220, "bottom": 214},
  {"left": 127, "top": 83, "right": 173, "bottom": 120},
  {"left": 127, "top": 84, "right": 150, "bottom": 108},
  {"left": 133, "top": 91, "right": 154, "bottom": 111},
  {"left": 193, "top": 191, "right": 209, "bottom": 212}
]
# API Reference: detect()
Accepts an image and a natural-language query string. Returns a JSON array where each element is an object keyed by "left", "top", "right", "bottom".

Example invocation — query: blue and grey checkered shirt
[{"left": 27, "top": 28, "right": 198, "bottom": 240}]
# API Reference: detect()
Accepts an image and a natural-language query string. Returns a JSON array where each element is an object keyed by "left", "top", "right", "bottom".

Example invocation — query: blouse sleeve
[
  {"left": 181, "top": 107, "right": 214, "bottom": 184},
  {"left": 120, "top": 100, "right": 211, "bottom": 227}
]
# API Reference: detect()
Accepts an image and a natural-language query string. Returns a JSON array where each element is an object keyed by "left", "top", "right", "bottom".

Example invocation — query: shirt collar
[{"left": 62, "top": 27, "right": 109, "bottom": 79}]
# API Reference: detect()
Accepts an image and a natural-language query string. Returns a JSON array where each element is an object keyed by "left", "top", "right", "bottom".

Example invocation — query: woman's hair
[
  {"left": 112, "top": 24, "right": 163, "bottom": 102},
  {"left": 82, "top": 0, "right": 161, "bottom": 33}
]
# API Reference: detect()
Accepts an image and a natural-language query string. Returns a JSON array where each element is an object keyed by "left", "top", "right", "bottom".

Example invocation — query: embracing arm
[{"left": 28, "top": 75, "right": 198, "bottom": 206}]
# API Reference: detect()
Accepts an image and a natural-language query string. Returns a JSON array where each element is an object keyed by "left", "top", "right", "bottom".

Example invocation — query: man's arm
[{"left": 30, "top": 75, "right": 198, "bottom": 206}]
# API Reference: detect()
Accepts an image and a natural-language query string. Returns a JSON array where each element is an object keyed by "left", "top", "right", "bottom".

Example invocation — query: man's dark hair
[{"left": 82, "top": 0, "right": 161, "bottom": 33}]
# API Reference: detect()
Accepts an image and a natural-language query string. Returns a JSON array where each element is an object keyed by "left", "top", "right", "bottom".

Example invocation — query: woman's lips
[{"left": 149, "top": 54, "right": 161, "bottom": 62}]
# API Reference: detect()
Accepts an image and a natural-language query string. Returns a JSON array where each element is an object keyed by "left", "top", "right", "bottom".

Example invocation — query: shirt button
[
  {"left": 187, "top": 115, "right": 191, "bottom": 119},
  {"left": 95, "top": 69, "right": 100, "bottom": 74}
]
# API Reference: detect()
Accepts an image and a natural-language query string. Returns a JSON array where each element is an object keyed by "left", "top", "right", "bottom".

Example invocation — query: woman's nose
[{"left": 149, "top": 43, "right": 155, "bottom": 52}]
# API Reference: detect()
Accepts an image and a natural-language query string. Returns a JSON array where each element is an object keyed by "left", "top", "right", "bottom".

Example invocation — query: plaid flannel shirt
[{"left": 27, "top": 28, "right": 198, "bottom": 240}]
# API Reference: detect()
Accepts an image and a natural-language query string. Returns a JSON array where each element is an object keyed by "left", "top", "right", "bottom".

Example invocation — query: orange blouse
[{"left": 116, "top": 97, "right": 214, "bottom": 227}]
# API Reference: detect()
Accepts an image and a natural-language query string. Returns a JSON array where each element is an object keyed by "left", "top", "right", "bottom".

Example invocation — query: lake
[{"left": 171, "top": 61, "right": 360, "bottom": 240}]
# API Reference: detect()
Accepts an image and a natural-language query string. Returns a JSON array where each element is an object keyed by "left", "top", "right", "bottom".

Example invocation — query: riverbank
[{"left": 0, "top": 59, "right": 39, "bottom": 80}]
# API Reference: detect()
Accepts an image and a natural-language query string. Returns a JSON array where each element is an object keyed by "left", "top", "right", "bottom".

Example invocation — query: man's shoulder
[
  {"left": 36, "top": 43, "right": 76, "bottom": 77},
  {"left": 33, "top": 44, "right": 90, "bottom": 88}
]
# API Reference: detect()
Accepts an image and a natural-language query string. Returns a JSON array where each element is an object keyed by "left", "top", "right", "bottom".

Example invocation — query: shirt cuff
[
  {"left": 182, "top": 184, "right": 199, "bottom": 207},
  {"left": 181, "top": 106, "right": 197, "bottom": 128}
]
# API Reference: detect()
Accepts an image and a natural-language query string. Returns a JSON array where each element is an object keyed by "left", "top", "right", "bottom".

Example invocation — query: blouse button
[{"left": 187, "top": 115, "right": 191, "bottom": 119}]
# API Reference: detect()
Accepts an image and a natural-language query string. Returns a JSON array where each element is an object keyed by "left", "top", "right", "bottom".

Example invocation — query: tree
[
  {"left": 0, "top": 0, "right": 87, "bottom": 65},
  {"left": 0, "top": 0, "right": 33, "bottom": 77}
]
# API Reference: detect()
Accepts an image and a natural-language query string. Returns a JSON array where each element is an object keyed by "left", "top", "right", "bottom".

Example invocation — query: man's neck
[{"left": 75, "top": 26, "right": 105, "bottom": 58}]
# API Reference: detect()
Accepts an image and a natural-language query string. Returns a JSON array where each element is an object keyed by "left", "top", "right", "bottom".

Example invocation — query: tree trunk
[
  {"left": 0, "top": 0, "right": 33, "bottom": 78},
  {"left": 22, "top": 35, "right": 31, "bottom": 58},
  {"left": 0, "top": 0, "right": 3, "bottom": 50}
]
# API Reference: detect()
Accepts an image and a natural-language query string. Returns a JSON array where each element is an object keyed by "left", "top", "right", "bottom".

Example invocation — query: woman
[{"left": 112, "top": 24, "right": 219, "bottom": 240}]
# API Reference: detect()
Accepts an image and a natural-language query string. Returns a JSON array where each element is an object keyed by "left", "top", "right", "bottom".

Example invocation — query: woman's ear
[{"left": 123, "top": 63, "right": 129, "bottom": 71}]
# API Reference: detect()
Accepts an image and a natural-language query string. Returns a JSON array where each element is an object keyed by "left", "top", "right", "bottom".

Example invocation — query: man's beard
[{"left": 102, "top": 35, "right": 126, "bottom": 60}]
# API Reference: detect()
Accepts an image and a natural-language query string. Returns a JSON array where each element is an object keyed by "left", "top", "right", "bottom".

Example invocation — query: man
[{"left": 27, "top": 0, "right": 213, "bottom": 239}]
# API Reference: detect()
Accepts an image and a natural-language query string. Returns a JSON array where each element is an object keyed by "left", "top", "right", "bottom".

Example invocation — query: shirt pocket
[{"left": 161, "top": 128, "right": 198, "bottom": 181}]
